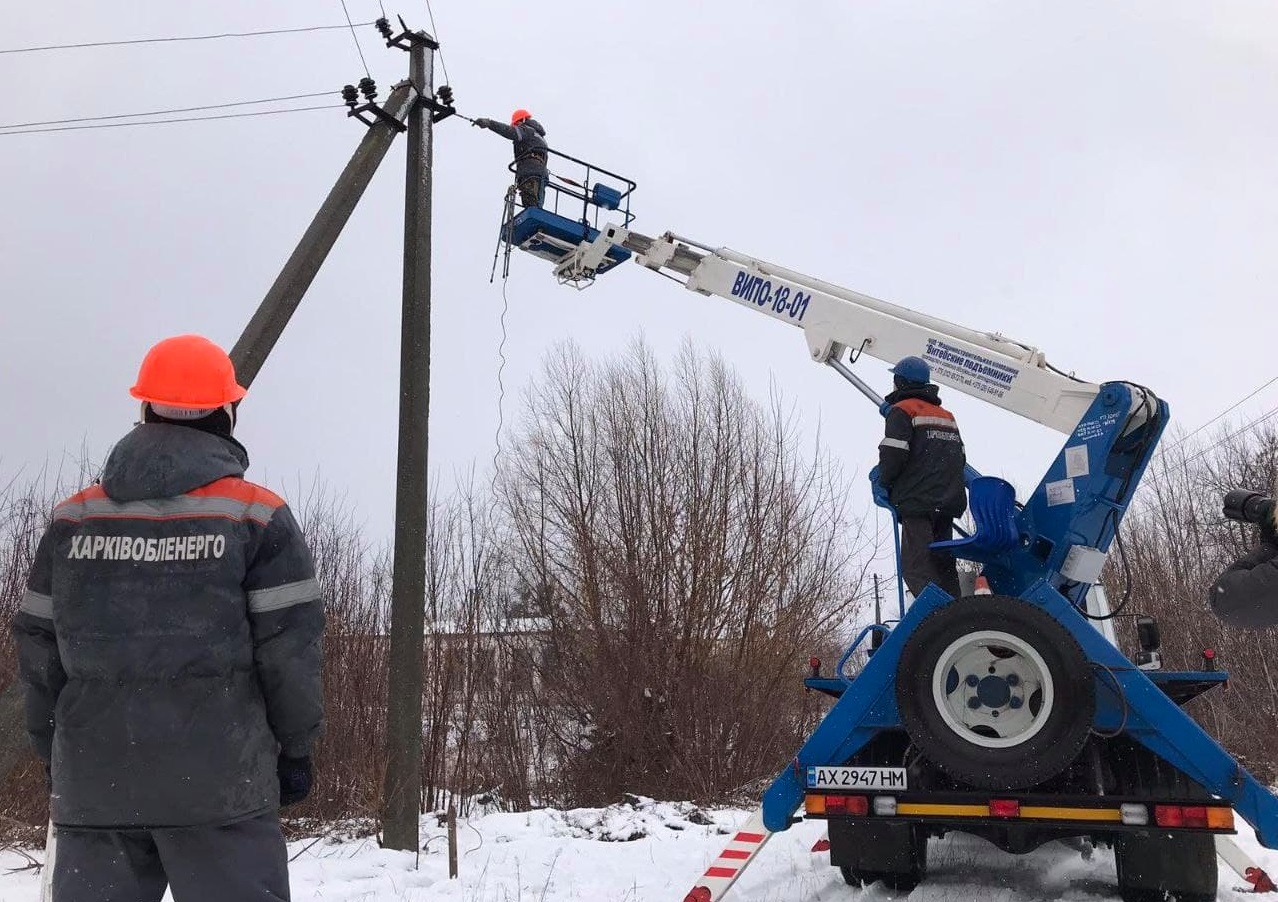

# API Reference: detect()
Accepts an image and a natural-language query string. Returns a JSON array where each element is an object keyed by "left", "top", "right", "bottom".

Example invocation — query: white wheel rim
[{"left": 930, "top": 629, "right": 1054, "bottom": 749}]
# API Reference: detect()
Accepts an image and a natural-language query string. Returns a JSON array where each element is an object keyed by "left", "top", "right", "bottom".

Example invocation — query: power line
[
  {"left": 1166, "top": 374, "right": 1278, "bottom": 452},
  {"left": 0, "top": 104, "right": 342, "bottom": 136},
  {"left": 0, "top": 91, "right": 336, "bottom": 131},
  {"left": 338, "top": 0, "right": 371, "bottom": 79},
  {"left": 424, "top": 0, "right": 451, "bottom": 86},
  {"left": 1180, "top": 406, "right": 1278, "bottom": 468},
  {"left": 0, "top": 22, "right": 377, "bottom": 55}
]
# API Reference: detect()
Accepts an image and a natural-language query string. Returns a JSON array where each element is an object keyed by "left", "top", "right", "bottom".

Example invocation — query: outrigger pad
[{"left": 505, "top": 208, "right": 631, "bottom": 274}]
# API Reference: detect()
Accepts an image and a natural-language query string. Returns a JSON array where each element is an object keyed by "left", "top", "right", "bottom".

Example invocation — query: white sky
[{"left": 2, "top": 0, "right": 1277, "bottom": 555}]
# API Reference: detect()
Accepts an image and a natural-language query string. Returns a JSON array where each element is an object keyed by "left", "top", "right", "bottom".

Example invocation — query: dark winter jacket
[
  {"left": 12, "top": 424, "right": 324, "bottom": 828},
  {"left": 1210, "top": 531, "right": 1278, "bottom": 629},
  {"left": 878, "top": 384, "right": 967, "bottom": 519},
  {"left": 482, "top": 117, "right": 549, "bottom": 177}
]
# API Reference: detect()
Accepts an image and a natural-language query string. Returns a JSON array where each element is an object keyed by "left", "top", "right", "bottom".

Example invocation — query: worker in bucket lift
[
  {"left": 876, "top": 355, "right": 967, "bottom": 599},
  {"left": 473, "top": 108, "right": 549, "bottom": 208}
]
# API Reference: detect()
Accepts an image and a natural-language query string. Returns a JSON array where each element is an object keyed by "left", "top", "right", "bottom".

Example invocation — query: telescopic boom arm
[{"left": 558, "top": 225, "right": 1100, "bottom": 434}]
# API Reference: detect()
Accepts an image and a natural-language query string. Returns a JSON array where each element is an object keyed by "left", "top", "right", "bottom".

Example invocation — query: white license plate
[{"left": 806, "top": 766, "right": 907, "bottom": 790}]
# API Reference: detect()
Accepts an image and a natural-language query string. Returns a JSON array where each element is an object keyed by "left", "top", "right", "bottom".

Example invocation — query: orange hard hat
[
  {"left": 129, "top": 334, "right": 247, "bottom": 409},
  {"left": 510, "top": 108, "right": 532, "bottom": 126}
]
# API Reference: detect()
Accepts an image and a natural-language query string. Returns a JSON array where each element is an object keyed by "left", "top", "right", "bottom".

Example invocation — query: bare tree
[
  {"left": 1107, "top": 422, "right": 1278, "bottom": 779},
  {"left": 501, "top": 339, "right": 874, "bottom": 804},
  {"left": 0, "top": 461, "right": 93, "bottom": 844}
]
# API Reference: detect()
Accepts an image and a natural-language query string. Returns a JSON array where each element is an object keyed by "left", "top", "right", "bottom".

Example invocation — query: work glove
[
  {"left": 472, "top": 117, "right": 491, "bottom": 128},
  {"left": 868, "top": 465, "right": 892, "bottom": 510},
  {"left": 277, "top": 754, "right": 313, "bottom": 807}
]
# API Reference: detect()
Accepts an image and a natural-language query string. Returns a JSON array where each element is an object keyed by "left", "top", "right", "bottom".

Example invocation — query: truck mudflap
[{"left": 681, "top": 811, "right": 772, "bottom": 902}]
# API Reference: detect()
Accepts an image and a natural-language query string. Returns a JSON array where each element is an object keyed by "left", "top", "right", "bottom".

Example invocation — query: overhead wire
[
  {"left": 1164, "top": 373, "right": 1278, "bottom": 453},
  {"left": 1180, "top": 406, "right": 1278, "bottom": 469},
  {"left": 0, "top": 91, "right": 337, "bottom": 131},
  {"left": 338, "top": 0, "right": 371, "bottom": 79},
  {"left": 424, "top": 0, "right": 452, "bottom": 86},
  {"left": 0, "top": 22, "right": 377, "bottom": 55},
  {"left": 0, "top": 104, "right": 342, "bottom": 136}
]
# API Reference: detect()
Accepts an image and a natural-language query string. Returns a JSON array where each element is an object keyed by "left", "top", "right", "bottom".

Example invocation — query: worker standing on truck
[
  {"left": 12, "top": 334, "right": 324, "bottom": 902},
  {"left": 473, "top": 108, "right": 550, "bottom": 208},
  {"left": 877, "top": 355, "right": 967, "bottom": 599}
]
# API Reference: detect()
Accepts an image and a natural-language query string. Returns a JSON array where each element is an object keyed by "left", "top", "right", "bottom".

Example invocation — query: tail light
[
  {"left": 824, "top": 795, "right": 869, "bottom": 816},
  {"left": 989, "top": 799, "right": 1020, "bottom": 818},
  {"left": 804, "top": 795, "right": 826, "bottom": 815},
  {"left": 1208, "top": 808, "right": 1235, "bottom": 829},
  {"left": 873, "top": 796, "right": 897, "bottom": 816},
  {"left": 1155, "top": 805, "right": 1185, "bottom": 828},
  {"left": 1154, "top": 804, "right": 1232, "bottom": 829},
  {"left": 1182, "top": 807, "right": 1209, "bottom": 829}
]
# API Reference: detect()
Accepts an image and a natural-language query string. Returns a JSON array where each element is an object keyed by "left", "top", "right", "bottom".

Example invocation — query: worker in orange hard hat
[
  {"left": 130, "top": 333, "right": 247, "bottom": 432},
  {"left": 472, "top": 107, "right": 549, "bottom": 208},
  {"left": 14, "top": 334, "right": 324, "bottom": 901}
]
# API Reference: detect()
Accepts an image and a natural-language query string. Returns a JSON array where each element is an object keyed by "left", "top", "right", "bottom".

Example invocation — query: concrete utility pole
[
  {"left": 381, "top": 29, "right": 437, "bottom": 853},
  {"left": 230, "top": 84, "right": 416, "bottom": 385}
]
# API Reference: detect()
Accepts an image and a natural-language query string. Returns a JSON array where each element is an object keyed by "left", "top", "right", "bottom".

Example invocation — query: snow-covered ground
[{"left": 2, "top": 798, "right": 1275, "bottom": 901}]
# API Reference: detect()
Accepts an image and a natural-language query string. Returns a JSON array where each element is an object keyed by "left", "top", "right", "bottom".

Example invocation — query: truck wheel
[
  {"left": 896, "top": 595, "right": 1094, "bottom": 790},
  {"left": 1114, "top": 833, "right": 1217, "bottom": 902},
  {"left": 831, "top": 821, "right": 927, "bottom": 892}
]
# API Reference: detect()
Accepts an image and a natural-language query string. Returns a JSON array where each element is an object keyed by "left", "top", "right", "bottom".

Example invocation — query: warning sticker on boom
[
  {"left": 923, "top": 338, "right": 1020, "bottom": 401},
  {"left": 1046, "top": 478, "right": 1076, "bottom": 507}
]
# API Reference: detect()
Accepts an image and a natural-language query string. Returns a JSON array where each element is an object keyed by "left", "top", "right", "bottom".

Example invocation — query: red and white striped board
[{"left": 682, "top": 810, "right": 773, "bottom": 902}]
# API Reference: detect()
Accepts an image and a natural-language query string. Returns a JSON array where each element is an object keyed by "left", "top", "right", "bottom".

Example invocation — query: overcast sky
[{"left": 3, "top": 1, "right": 1276, "bottom": 558}]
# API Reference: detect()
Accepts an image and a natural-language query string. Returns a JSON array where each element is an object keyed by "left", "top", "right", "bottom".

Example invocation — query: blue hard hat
[{"left": 891, "top": 356, "right": 931, "bottom": 384}]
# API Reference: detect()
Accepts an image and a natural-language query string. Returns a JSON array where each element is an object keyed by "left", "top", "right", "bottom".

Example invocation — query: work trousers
[
  {"left": 52, "top": 811, "right": 290, "bottom": 902},
  {"left": 900, "top": 515, "right": 962, "bottom": 600},
  {"left": 518, "top": 172, "right": 547, "bottom": 208}
]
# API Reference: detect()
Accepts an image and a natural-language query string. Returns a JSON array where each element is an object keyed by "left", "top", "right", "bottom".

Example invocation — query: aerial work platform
[{"left": 493, "top": 148, "right": 636, "bottom": 287}]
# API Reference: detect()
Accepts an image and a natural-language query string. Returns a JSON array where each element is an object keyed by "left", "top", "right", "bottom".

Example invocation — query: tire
[
  {"left": 896, "top": 595, "right": 1094, "bottom": 790},
  {"left": 1115, "top": 833, "right": 1217, "bottom": 902},
  {"left": 832, "top": 821, "right": 927, "bottom": 892}
]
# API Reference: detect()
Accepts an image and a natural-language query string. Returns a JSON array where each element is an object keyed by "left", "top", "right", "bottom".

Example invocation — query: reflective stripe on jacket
[
  {"left": 878, "top": 385, "right": 968, "bottom": 519},
  {"left": 13, "top": 424, "right": 324, "bottom": 828}
]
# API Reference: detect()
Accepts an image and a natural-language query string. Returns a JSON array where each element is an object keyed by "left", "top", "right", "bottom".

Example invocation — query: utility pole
[
  {"left": 381, "top": 29, "right": 436, "bottom": 853},
  {"left": 230, "top": 84, "right": 416, "bottom": 385}
]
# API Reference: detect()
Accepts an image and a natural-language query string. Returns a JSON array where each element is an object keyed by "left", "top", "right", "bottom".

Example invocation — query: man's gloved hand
[
  {"left": 277, "top": 755, "right": 313, "bottom": 807},
  {"left": 472, "top": 117, "right": 491, "bottom": 128},
  {"left": 868, "top": 465, "right": 892, "bottom": 510}
]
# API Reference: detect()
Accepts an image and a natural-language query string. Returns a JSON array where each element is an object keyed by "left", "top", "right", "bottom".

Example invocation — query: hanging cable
[
  {"left": 0, "top": 22, "right": 377, "bottom": 55},
  {"left": 338, "top": 0, "right": 371, "bottom": 79},
  {"left": 0, "top": 91, "right": 336, "bottom": 131},
  {"left": 0, "top": 104, "right": 340, "bottom": 136},
  {"left": 424, "top": 0, "right": 452, "bottom": 87},
  {"left": 491, "top": 275, "right": 511, "bottom": 481}
]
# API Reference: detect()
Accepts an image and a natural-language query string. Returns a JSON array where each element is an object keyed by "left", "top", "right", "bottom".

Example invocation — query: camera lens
[{"left": 1224, "top": 489, "right": 1277, "bottom": 525}]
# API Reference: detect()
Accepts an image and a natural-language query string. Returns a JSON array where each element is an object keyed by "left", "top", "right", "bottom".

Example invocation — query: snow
[{"left": 2, "top": 798, "right": 1276, "bottom": 901}]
